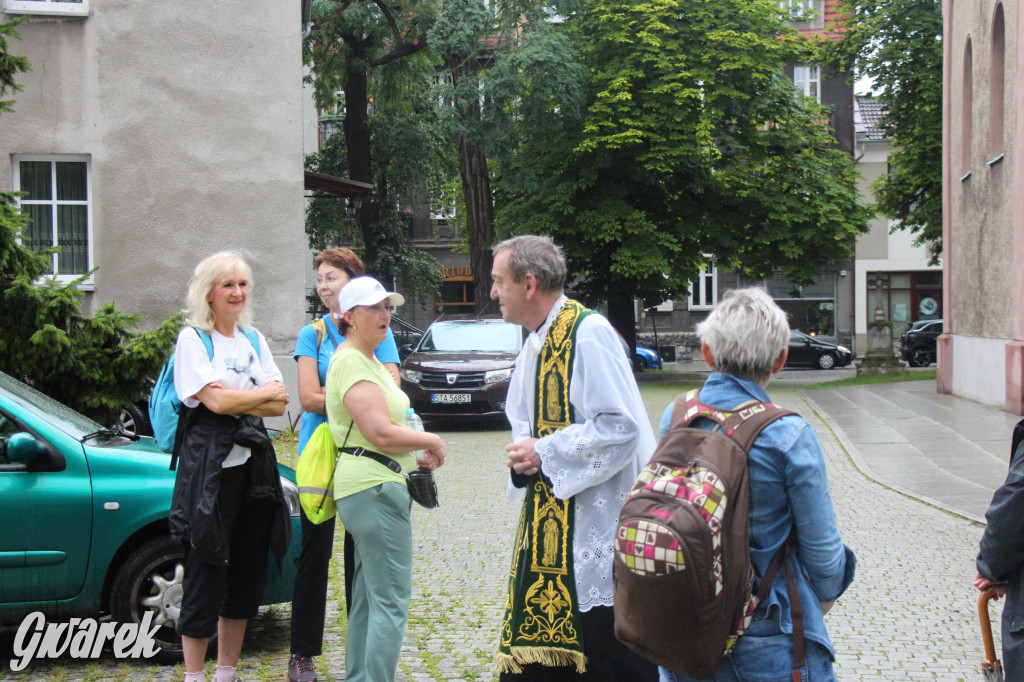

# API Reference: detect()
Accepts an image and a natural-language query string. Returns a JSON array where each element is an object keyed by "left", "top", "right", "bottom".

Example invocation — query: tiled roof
[{"left": 854, "top": 95, "right": 889, "bottom": 141}]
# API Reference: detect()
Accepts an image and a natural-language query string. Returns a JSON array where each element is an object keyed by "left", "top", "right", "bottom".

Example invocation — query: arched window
[
  {"left": 991, "top": 4, "right": 1005, "bottom": 155},
  {"left": 962, "top": 38, "right": 973, "bottom": 175}
]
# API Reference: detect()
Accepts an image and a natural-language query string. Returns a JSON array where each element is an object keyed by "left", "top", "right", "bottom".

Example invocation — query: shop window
[
  {"left": 866, "top": 271, "right": 941, "bottom": 338},
  {"left": 439, "top": 266, "right": 474, "bottom": 312},
  {"left": 740, "top": 272, "right": 837, "bottom": 336}
]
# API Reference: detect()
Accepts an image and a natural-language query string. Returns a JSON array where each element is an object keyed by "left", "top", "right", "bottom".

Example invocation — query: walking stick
[{"left": 979, "top": 588, "right": 1004, "bottom": 681}]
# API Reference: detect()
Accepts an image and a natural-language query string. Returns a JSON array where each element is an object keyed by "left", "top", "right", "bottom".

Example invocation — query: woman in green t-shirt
[{"left": 325, "top": 276, "right": 447, "bottom": 682}]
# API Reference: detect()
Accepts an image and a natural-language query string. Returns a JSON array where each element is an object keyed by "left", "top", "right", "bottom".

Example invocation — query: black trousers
[
  {"left": 178, "top": 461, "right": 274, "bottom": 639},
  {"left": 289, "top": 506, "right": 336, "bottom": 656},
  {"left": 499, "top": 606, "right": 658, "bottom": 682}
]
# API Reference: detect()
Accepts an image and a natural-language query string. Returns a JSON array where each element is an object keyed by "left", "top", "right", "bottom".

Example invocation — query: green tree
[
  {"left": 304, "top": 0, "right": 444, "bottom": 303},
  {"left": 0, "top": 22, "right": 179, "bottom": 424},
  {"left": 430, "top": 0, "right": 585, "bottom": 310},
  {"left": 820, "top": 0, "right": 943, "bottom": 261},
  {"left": 304, "top": 73, "right": 449, "bottom": 306},
  {"left": 495, "top": 0, "right": 870, "bottom": 343}
]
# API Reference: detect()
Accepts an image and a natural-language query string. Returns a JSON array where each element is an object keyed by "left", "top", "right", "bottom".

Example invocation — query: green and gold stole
[{"left": 497, "top": 299, "right": 592, "bottom": 674}]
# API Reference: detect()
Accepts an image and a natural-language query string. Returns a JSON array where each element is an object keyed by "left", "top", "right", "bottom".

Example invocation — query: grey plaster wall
[
  {"left": 0, "top": 1, "right": 308, "bottom": 355},
  {"left": 947, "top": 0, "right": 1016, "bottom": 342},
  {"left": 855, "top": 140, "right": 892, "bottom": 261}
]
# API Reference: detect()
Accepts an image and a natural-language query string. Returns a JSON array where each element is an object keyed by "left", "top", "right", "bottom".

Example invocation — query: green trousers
[{"left": 336, "top": 482, "right": 412, "bottom": 682}]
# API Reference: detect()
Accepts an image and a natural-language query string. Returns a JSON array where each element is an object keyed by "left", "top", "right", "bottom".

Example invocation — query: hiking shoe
[{"left": 288, "top": 655, "right": 317, "bottom": 682}]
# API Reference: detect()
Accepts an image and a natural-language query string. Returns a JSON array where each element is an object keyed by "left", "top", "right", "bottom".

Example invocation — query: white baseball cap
[{"left": 336, "top": 276, "right": 406, "bottom": 313}]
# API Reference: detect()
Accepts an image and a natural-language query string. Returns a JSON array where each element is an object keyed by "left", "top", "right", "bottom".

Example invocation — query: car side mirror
[
  {"left": 5, "top": 432, "right": 46, "bottom": 464},
  {"left": 399, "top": 343, "right": 414, "bottom": 356}
]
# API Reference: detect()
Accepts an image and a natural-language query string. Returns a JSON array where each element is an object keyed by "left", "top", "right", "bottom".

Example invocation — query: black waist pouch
[{"left": 406, "top": 467, "right": 440, "bottom": 509}]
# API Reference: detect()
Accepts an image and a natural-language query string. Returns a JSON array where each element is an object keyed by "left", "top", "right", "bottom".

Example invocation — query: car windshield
[
  {"left": 419, "top": 321, "right": 521, "bottom": 353},
  {"left": 0, "top": 370, "right": 101, "bottom": 436}
]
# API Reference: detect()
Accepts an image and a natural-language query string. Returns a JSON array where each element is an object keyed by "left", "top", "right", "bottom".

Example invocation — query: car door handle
[
  {"left": 24, "top": 551, "right": 66, "bottom": 567},
  {"left": 0, "top": 551, "right": 66, "bottom": 568}
]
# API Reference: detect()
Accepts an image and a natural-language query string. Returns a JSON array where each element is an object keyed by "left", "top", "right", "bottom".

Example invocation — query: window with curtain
[
  {"left": 2, "top": 0, "right": 88, "bottom": 15},
  {"left": 14, "top": 156, "right": 92, "bottom": 281},
  {"left": 793, "top": 64, "right": 820, "bottom": 102},
  {"left": 778, "top": 0, "right": 823, "bottom": 27}
]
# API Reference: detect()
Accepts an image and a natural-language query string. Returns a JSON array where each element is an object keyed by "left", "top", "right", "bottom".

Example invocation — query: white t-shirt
[{"left": 173, "top": 325, "right": 284, "bottom": 468}]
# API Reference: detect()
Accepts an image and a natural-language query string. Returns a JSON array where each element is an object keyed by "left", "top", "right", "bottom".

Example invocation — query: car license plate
[{"left": 431, "top": 393, "right": 471, "bottom": 404}]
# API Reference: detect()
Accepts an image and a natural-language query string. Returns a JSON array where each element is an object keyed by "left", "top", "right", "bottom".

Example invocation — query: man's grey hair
[
  {"left": 697, "top": 287, "right": 790, "bottom": 381},
  {"left": 492, "top": 235, "right": 566, "bottom": 292}
]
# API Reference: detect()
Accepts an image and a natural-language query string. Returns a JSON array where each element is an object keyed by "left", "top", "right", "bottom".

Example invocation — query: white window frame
[
  {"left": 13, "top": 154, "right": 95, "bottom": 289},
  {"left": 778, "top": 0, "right": 821, "bottom": 25},
  {"left": 3, "top": 0, "right": 89, "bottom": 16},
  {"left": 793, "top": 64, "right": 821, "bottom": 103},
  {"left": 688, "top": 255, "right": 717, "bottom": 311}
]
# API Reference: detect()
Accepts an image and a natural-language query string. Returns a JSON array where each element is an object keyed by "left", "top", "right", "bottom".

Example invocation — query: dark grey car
[
  {"left": 899, "top": 319, "right": 943, "bottom": 367},
  {"left": 399, "top": 316, "right": 523, "bottom": 423}
]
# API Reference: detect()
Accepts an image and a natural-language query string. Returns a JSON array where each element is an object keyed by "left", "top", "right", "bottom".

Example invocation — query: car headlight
[
  {"left": 280, "top": 476, "right": 301, "bottom": 517},
  {"left": 400, "top": 368, "right": 421, "bottom": 383},
  {"left": 837, "top": 346, "right": 850, "bottom": 354},
  {"left": 484, "top": 368, "right": 513, "bottom": 384}
]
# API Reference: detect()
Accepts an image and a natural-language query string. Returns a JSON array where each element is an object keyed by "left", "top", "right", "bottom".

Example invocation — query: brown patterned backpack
[{"left": 613, "top": 389, "right": 803, "bottom": 679}]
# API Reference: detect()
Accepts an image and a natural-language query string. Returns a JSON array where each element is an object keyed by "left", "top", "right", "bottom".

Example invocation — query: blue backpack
[{"left": 149, "top": 326, "right": 261, "bottom": 453}]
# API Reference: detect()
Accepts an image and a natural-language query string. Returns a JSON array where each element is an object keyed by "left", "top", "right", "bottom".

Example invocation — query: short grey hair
[
  {"left": 492, "top": 235, "right": 566, "bottom": 292},
  {"left": 697, "top": 288, "right": 789, "bottom": 381},
  {"left": 185, "top": 250, "right": 255, "bottom": 332}
]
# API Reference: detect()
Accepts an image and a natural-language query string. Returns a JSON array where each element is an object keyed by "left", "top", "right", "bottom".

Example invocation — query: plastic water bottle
[{"left": 405, "top": 408, "right": 425, "bottom": 459}]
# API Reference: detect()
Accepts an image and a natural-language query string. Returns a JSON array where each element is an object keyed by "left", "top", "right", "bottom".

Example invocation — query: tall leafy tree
[
  {"left": 304, "top": 0, "right": 444, "bottom": 302},
  {"left": 428, "top": 0, "right": 585, "bottom": 311},
  {"left": 429, "top": 0, "right": 497, "bottom": 311},
  {"left": 0, "top": 22, "right": 179, "bottom": 423},
  {"left": 495, "top": 0, "right": 870, "bottom": 344},
  {"left": 820, "top": 0, "right": 943, "bottom": 261}
]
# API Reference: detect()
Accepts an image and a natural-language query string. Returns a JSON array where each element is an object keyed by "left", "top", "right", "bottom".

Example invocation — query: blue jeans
[{"left": 658, "top": 636, "right": 835, "bottom": 682}]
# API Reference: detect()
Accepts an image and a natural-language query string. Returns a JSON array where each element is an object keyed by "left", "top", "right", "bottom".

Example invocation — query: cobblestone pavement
[{"left": 0, "top": 378, "right": 1001, "bottom": 681}]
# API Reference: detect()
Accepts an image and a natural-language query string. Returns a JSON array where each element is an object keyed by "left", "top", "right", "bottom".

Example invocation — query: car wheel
[
  {"left": 110, "top": 535, "right": 210, "bottom": 663},
  {"left": 633, "top": 354, "right": 646, "bottom": 372},
  {"left": 118, "top": 404, "right": 151, "bottom": 438},
  {"left": 909, "top": 348, "right": 932, "bottom": 368},
  {"left": 817, "top": 353, "right": 836, "bottom": 370}
]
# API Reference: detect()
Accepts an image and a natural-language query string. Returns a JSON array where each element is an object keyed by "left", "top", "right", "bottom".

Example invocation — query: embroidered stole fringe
[{"left": 497, "top": 300, "right": 592, "bottom": 675}]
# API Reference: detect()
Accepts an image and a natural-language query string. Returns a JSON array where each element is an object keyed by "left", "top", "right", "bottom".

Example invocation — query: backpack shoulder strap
[
  {"left": 719, "top": 402, "right": 796, "bottom": 452},
  {"left": 237, "top": 327, "right": 262, "bottom": 359},
  {"left": 313, "top": 318, "right": 327, "bottom": 351},
  {"left": 676, "top": 388, "right": 795, "bottom": 452},
  {"left": 191, "top": 327, "right": 215, "bottom": 359},
  {"left": 666, "top": 390, "right": 697, "bottom": 431}
]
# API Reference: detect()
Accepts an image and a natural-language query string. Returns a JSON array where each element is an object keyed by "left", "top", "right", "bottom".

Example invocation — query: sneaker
[{"left": 288, "top": 654, "right": 317, "bottom": 682}]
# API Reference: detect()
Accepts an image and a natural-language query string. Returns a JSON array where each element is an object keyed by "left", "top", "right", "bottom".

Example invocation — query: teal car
[{"left": 0, "top": 370, "right": 301, "bottom": 661}]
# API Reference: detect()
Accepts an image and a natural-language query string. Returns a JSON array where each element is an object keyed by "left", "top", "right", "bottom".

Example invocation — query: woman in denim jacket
[{"left": 658, "top": 288, "right": 856, "bottom": 682}]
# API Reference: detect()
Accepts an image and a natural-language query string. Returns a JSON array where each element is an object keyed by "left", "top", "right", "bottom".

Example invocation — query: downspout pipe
[{"left": 302, "top": 0, "right": 313, "bottom": 38}]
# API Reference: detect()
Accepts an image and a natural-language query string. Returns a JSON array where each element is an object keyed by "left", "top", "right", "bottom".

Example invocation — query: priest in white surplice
[{"left": 490, "top": 235, "right": 658, "bottom": 682}]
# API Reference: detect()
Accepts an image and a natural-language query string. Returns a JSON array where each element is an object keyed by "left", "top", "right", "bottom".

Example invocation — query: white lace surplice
[{"left": 505, "top": 296, "right": 657, "bottom": 612}]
